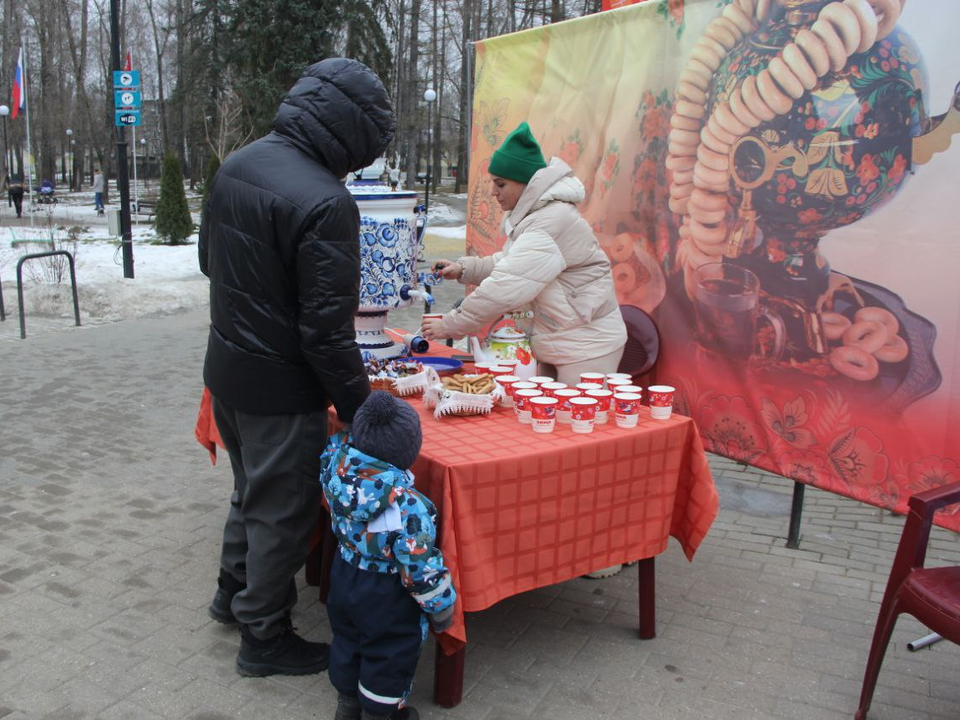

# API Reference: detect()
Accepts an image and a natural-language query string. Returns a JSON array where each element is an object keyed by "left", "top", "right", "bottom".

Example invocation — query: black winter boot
[
  {"left": 236, "top": 621, "right": 329, "bottom": 677},
  {"left": 334, "top": 692, "right": 362, "bottom": 720},
  {"left": 208, "top": 571, "right": 245, "bottom": 624}
]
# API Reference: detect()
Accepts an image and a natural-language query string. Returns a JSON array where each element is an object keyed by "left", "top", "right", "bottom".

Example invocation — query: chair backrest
[{"left": 617, "top": 304, "right": 660, "bottom": 380}]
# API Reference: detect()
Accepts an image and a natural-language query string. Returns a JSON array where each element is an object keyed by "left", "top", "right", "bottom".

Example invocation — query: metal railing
[{"left": 15, "top": 251, "right": 81, "bottom": 339}]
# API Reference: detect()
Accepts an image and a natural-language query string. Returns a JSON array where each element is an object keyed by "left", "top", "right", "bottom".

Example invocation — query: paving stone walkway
[{"left": 1, "top": 303, "right": 958, "bottom": 719}]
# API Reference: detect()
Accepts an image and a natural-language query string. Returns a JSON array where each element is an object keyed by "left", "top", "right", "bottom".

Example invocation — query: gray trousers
[{"left": 212, "top": 396, "right": 327, "bottom": 640}]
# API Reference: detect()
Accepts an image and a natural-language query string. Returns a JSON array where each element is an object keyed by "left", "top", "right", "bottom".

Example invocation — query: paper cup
[
  {"left": 613, "top": 392, "right": 642, "bottom": 428},
  {"left": 605, "top": 377, "right": 634, "bottom": 392},
  {"left": 579, "top": 372, "right": 606, "bottom": 386},
  {"left": 585, "top": 389, "right": 614, "bottom": 424},
  {"left": 553, "top": 388, "right": 581, "bottom": 424},
  {"left": 530, "top": 396, "right": 559, "bottom": 433},
  {"left": 489, "top": 365, "right": 514, "bottom": 378},
  {"left": 514, "top": 388, "right": 543, "bottom": 424},
  {"left": 648, "top": 385, "right": 676, "bottom": 420},
  {"left": 496, "top": 375, "right": 522, "bottom": 407},
  {"left": 575, "top": 382, "right": 604, "bottom": 395},
  {"left": 527, "top": 376, "right": 555, "bottom": 387},
  {"left": 616, "top": 384, "right": 643, "bottom": 396},
  {"left": 473, "top": 361, "right": 500, "bottom": 372},
  {"left": 569, "top": 397, "right": 598, "bottom": 434},
  {"left": 539, "top": 381, "right": 568, "bottom": 398},
  {"left": 606, "top": 372, "right": 632, "bottom": 382}
]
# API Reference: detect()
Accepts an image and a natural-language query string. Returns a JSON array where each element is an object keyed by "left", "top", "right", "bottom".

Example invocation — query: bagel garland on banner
[{"left": 667, "top": 0, "right": 906, "bottom": 304}]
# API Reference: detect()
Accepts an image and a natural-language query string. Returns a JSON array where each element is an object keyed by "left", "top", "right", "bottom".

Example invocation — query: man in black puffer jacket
[{"left": 199, "top": 58, "right": 394, "bottom": 679}]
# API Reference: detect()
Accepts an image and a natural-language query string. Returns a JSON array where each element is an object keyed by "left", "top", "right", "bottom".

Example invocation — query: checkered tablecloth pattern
[{"left": 407, "top": 396, "right": 718, "bottom": 653}]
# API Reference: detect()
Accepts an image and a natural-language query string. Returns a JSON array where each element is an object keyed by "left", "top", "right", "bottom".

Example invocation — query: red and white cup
[
  {"left": 648, "top": 385, "right": 676, "bottom": 420},
  {"left": 605, "top": 377, "right": 634, "bottom": 392},
  {"left": 527, "top": 375, "right": 555, "bottom": 387},
  {"left": 606, "top": 372, "right": 632, "bottom": 383},
  {"left": 585, "top": 389, "right": 614, "bottom": 424},
  {"left": 575, "top": 382, "right": 604, "bottom": 395},
  {"left": 489, "top": 365, "right": 514, "bottom": 378},
  {"left": 553, "top": 389, "right": 581, "bottom": 424},
  {"left": 613, "top": 392, "right": 643, "bottom": 428},
  {"left": 421, "top": 313, "right": 444, "bottom": 332},
  {"left": 495, "top": 375, "right": 522, "bottom": 407},
  {"left": 569, "top": 397, "right": 598, "bottom": 434},
  {"left": 579, "top": 372, "right": 606, "bottom": 386},
  {"left": 530, "top": 396, "right": 559, "bottom": 433},
  {"left": 474, "top": 361, "right": 500, "bottom": 373},
  {"left": 514, "top": 388, "right": 543, "bottom": 424},
  {"left": 616, "top": 384, "right": 643, "bottom": 396},
  {"left": 539, "top": 381, "right": 568, "bottom": 398}
]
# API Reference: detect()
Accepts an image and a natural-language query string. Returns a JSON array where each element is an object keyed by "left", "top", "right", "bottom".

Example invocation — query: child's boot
[{"left": 334, "top": 692, "right": 362, "bottom": 720}]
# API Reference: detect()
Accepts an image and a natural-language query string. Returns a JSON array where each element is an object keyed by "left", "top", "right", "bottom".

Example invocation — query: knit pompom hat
[
  {"left": 488, "top": 122, "right": 546, "bottom": 185},
  {"left": 350, "top": 391, "right": 423, "bottom": 470}
]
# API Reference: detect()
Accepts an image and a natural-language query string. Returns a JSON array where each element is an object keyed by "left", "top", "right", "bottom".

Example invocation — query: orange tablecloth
[{"left": 398, "top": 393, "right": 718, "bottom": 653}]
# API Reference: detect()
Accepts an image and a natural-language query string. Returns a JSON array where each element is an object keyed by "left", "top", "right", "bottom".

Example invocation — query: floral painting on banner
[{"left": 468, "top": 0, "right": 960, "bottom": 529}]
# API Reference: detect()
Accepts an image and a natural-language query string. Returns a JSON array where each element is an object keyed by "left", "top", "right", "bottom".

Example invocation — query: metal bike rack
[{"left": 16, "top": 251, "right": 81, "bottom": 339}]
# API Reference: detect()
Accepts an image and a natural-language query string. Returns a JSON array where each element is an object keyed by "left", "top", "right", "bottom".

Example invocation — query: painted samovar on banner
[{"left": 667, "top": 0, "right": 959, "bottom": 402}]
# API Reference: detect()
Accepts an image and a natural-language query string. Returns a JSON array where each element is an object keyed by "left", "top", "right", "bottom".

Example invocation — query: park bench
[{"left": 134, "top": 199, "right": 158, "bottom": 219}]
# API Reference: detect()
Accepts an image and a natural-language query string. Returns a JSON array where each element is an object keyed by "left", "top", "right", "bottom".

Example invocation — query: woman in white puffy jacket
[{"left": 421, "top": 122, "right": 626, "bottom": 385}]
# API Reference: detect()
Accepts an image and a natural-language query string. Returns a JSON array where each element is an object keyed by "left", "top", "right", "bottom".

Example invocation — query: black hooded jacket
[{"left": 199, "top": 58, "right": 395, "bottom": 421}]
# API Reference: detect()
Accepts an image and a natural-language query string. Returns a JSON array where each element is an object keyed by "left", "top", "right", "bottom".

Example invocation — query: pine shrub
[{"left": 155, "top": 153, "right": 194, "bottom": 245}]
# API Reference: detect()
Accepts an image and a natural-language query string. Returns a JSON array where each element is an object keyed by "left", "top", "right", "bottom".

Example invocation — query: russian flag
[{"left": 11, "top": 48, "right": 24, "bottom": 119}]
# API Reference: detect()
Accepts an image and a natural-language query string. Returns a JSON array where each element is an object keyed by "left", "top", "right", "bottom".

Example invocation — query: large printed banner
[{"left": 468, "top": 0, "right": 960, "bottom": 529}]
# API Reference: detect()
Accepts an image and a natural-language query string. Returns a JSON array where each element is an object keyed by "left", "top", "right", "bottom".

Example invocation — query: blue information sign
[
  {"left": 115, "top": 110, "right": 142, "bottom": 127},
  {"left": 113, "top": 70, "right": 141, "bottom": 89},
  {"left": 114, "top": 90, "right": 142, "bottom": 108}
]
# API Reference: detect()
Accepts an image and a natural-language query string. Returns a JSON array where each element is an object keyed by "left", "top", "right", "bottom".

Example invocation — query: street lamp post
[
  {"left": 423, "top": 88, "right": 436, "bottom": 215},
  {"left": 0, "top": 105, "right": 9, "bottom": 185},
  {"left": 66, "top": 129, "right": 74, "bottom": 190}
]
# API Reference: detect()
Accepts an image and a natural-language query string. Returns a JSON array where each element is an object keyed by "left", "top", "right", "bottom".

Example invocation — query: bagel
[
  {"left": 844, "top": 0, "right": 879, "bottom": 52},
  {"left": 757, "top": 69, "right": 794, "bottom": 114},
  {"left": 768, "top": 56, "right": 806, "bottom": 100},
  {"left": 842, "top": 320, "right": 888, "bottom": 354},
  {"left": 723, "top": 2, "right": 755, "bottom": 34},
  {"left": 700, "top": 124, "right": 732, "bottom": 154},
  {"left": 811, "top": 18, "right": 848, "bottom": 72},
  {"left": 820, "top": 2, "right": 862, "bottom": 56},
  {"left": 782, "top": 44, "right": 818, "bottom": 91},
  {"left": 675, "top": 99, "right": 707, "bottom": 120},
  {"left": 691, "top": 42, "right": 724, "bottom": 72},
  {"left": 821, "top": 311, "right": 852, "bottom": 341},
  {"left": 740, "top": 75, "right": 777, "bottom": 121},
  {"left": 679, "top": 80, "right": 708, "bottom": 105},
  {"left": 666, "top": 153, "right": 698, "bottom": 172},
  {"left": 830, "top": 345, "right": 879, "bottom": 381},
  {"left": 671, "top": 113, "right": 702, "bottom": 132},
  {"left": 668, "top": 195, "right": 690, "bottom": 215},
  {"left": 713, "top": 102, "right": 752, "bottom": 136},
  {"left": 873, "top": 334, "right": 909, "bottom": 363},
  {"left": 697, "top": 144, "right": 731, "bottom": 172},
  {"left": 795, "top": 29, "right": 832, "bottom": 77},
  {"left": 729, "top": 87, "right": 763, "bottom": 127},
  {"left": 707, "top": 115, "right": 740, "bottom": 146},
  {"left": 854, "top": 306, "right": 900, "bottom": 336},
  {"left": 691, "top": 187, "right": 731, "bottom": 212}
]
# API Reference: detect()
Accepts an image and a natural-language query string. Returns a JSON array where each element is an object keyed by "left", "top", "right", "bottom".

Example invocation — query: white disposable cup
[
  {"left": 527, "top": 376, "right": 555, "bottom": 387},
  {"left": 606, "top": 373, "right": 632, "bottom": 382},
  {"left": 579, "top": 372, "right": 606, "bottom": 385},
  {"left": 553, "top": 388, "right": 581, "bottom": 424},
  {"left": 569, "top": 397, "right": 598, "bottom": 434},
  {"left": 496, "top": 375, "right": 522, "bottom": 407},
  {"left": 648, "top": 385, "right": 676, "bottom": 420},
  {"left": 530, "top": 396, "right": 558, "bottom": 434},
  {"left": 585, "top": 389, "right": 614, "bottom": 425},
  {"left": 514, "top": 388, "right": 543, "bottom": 424},
  {"left": 615, "top": 413, "right": 640, "bottom": 428}
]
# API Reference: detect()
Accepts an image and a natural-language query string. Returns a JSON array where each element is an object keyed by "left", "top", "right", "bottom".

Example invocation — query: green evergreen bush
[{"left": 155, "top": 154, "right": 194, "bottom": 245}]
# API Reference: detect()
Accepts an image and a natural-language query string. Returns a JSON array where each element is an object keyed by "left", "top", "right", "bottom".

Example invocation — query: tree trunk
[
  {"left": 454, "top": 0, "right": 472, "bottom": 194},
  {"left": 402, "top": 0, "right": 421, "bottom": 190}
]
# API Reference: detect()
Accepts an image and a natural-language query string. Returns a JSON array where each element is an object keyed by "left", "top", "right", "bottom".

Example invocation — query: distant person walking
[
  {"left": 93, "top": 171, "right": 105, "bottom": 216},
  {"left": 6, "top": 174, "right": 24, "bottom": 218}
]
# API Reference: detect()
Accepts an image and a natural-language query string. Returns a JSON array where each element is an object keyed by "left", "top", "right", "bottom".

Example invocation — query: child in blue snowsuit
[{"left": 320, "top": 391, "right": 457, "bottom": 720}]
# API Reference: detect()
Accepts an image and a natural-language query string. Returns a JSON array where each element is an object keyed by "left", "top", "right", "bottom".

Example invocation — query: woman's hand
[
  {"left": 421, "top": 317, "right": 448, "bottom": 341},
  {"left": 432, "top": 259, "right": 463, "bottom": 280}
]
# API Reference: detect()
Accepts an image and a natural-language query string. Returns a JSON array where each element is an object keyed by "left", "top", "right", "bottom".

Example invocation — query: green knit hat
[{"left": 488, "top": 122, "right": 547, "bottom": 184}]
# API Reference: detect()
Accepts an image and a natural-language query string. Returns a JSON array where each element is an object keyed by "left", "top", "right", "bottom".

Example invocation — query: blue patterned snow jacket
[{"left": 319, "top": 432, "right": 456, "bottom": 618}]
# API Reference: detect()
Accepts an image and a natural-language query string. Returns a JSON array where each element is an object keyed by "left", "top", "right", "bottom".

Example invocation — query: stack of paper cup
[
  {"left": 569, "top": 397, "right": 598, "bottom": 433},
  {"left": 613, "top": 392, "right": 642, "bottom": 428},
  {"left": 606, "top": 377, "right": 634, "bottom": 393},
  {"left": 575, "top": 382, "right": 603, "bottom": 395},
  {"left": 514, "top": 388, "right": 543, "bottom": 424},
  {"left": 616, "top": 384, "right": 643, "bottom": 396},
  {"left": 606, "top": 372, "right": 632, "bottom": 385},
  {"left": 648, "top": 385, "right": 676, "bottom": 420},
  {"left": 554, "top": 389, "right": 581, "bottom": 424},
  {"left": 530, "top": 396, "right": 559, "bottom": 433}
]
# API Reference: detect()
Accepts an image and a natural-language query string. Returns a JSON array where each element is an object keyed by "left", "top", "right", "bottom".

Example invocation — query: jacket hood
[
  {"left": 320, "top": 433, "right": 413, "bottom": 523},
  {"left": 273, "top": 58, "right": 396, "bottom": 178},
  {"left": 506, "top": 157, "right": 584, "bottom": 229}
]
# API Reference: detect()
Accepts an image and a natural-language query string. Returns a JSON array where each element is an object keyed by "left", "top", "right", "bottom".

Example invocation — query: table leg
[
  {"left": 638, "top": 557, "right": 656, "bottom": 639},
  {"left": 433, "top": 641, "right": 465, "bottom": 707}
]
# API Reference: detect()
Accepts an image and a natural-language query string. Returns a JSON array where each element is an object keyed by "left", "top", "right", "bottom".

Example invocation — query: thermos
[{"left": 402, "top": 334, "right": 429, "bottom": 354}]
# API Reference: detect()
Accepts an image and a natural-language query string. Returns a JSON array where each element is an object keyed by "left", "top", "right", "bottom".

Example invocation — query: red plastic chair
[{"left": 855, "top": 482, "right": 960, "bottom": 719}]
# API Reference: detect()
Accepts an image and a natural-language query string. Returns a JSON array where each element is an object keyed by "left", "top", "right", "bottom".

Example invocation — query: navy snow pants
[{"left": 327, "top": 553, "right": 428, "bottom": 715}]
